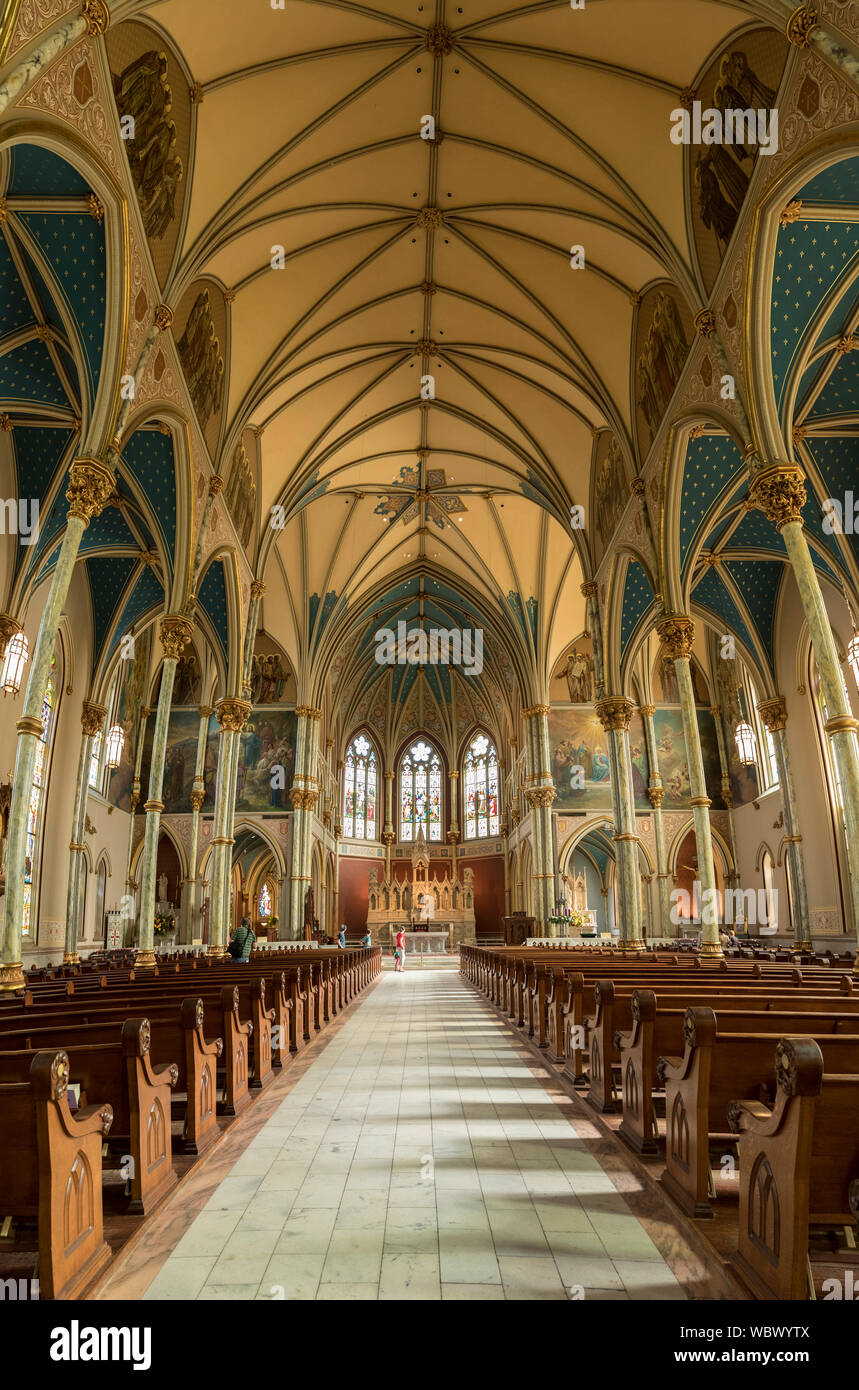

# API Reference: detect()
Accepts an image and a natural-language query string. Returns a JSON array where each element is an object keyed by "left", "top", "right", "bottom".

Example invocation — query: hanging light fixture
[
  {"left": 1, "top": 632, "right": 28, "bottom": 696},
  {"left": 105, "top": 723, "right": 125, "bottom": 769},
  {"left": 848, "top": 632, "right": 859, "bottom": 692},
  {"left": 735, "top": 720, "right": 757, "bottom": 766}
]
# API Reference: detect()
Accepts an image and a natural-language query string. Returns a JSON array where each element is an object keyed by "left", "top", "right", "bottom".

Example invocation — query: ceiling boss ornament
[{"left": 81, "top": 0, "right": 110, "bottom": 36}]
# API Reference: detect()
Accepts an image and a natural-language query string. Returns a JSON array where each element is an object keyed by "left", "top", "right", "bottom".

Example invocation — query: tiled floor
[{"left": 141, "top": 969, "right": 687, "bottom": 1301}]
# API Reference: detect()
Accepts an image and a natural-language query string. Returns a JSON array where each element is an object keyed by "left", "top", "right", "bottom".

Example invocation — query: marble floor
[{"left": 139, "top": 969, "right": 689, "bottom": 1301}]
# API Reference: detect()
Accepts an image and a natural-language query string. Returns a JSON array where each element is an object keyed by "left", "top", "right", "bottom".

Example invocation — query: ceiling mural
[
  {"left": 590, "top": 431, "right": 630, "bottom": 568},
  {"left": 688, "top": 28, "right": 789, "bottom": 295},
  {"left": 632, "top": 283, "right": 695, "bottom": 459},
  {"left": 173, "top": 278, "right": 228, "bottom": 454}
]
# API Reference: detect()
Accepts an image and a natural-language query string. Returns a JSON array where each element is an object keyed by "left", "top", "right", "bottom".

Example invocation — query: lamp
[
  {"left": 105, "top": 723, "right": 125, "bottom": 769},
  {"left": 1, "top": 632, "right": 28, "bottom": 696},
  {"left": 735, "top": 721, "right": 757, "bottom": 766}
]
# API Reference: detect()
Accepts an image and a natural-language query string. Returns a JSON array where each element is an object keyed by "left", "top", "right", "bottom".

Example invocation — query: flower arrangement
[
  {"left": 568, "top": 908, "right": 589, "bottom": 931},
  {"left": 154, "top": 913, "right": 176, "bottom": 936}
]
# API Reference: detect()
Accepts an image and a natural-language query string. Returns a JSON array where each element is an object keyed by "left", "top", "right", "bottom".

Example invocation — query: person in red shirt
[{"left": 394, "top": 927, "right": 406, "bottom": 973}]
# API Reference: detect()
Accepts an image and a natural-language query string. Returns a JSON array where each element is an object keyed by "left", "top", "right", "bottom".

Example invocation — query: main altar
[
  {"left": 365, "top": 827, "right": 476, "bottom": 953},
  {"left": 547, "top": 871, "right": 600, "bottom": 938}
]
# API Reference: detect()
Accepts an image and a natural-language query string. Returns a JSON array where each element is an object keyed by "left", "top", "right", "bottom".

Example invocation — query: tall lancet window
[
  {"left": 464, "top": 732, "right": 500, "bottom": 839},
  {"left": 23, "top": 654, "right": 60, "bottom": 936},
  {"left": 342, "top": 734, "right": 377, "bottom": 839},
  {"left": 400, "top": 739, "right": 442, "bottom": 841}
]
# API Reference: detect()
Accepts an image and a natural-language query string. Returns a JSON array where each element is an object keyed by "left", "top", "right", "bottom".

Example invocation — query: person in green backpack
[{"left": 227, "top": 917, "right": 255, "bottom": 962}]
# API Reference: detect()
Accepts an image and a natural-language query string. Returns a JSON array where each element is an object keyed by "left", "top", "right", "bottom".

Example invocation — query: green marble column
[
  {"left": 63, "top": 701, "right": 106, "bottom": 963},
  {"left": 135, "top": 616, "right": 193, "bottom": 968},
  {"left": 208, "top": 698, "right": 251, "bottom": 954},
  {"left": 242, "top": 580, "right": 266, "bottom": 696},
  {"left": 639, "top": 703, "right": 673, "bottom": 938},
  {"left": 122, "top": 704, "right": 150, "bottom": 943},
  {"left": 757, "top": 696, "right": 810, "bottom": 949},
  {"left": 1, "top": 458, "right": 115, "bottom": 990},
  {"left": 289, "top": 706, "right": 321, "bottom": 939},
  {"left": 523, "top": 704, "right": 556, "bottom": 933},
  {"left": 382, "top": 769, "right": 395, "bottom": 881},
  {"left": 191, "top": 476, "right": 225, "bottom": 587},
  {"left": 710, "top": 703, "right": 742, "bottom": 902},
  {"left": 596, "top": 697, "right": 644, "bottom": 952},
  {"left": 581, "top": 581, "right": 606, "bottom": 697},
  {"left": 183, "top": 704, "right": 212, "bottom": 944},
  {"left": 750, "top": 463, "right": 859, "bottom": 954},
  {"left": 785, "top": 5, "right": 859, "bottom": 88},
  {"left": 657, "top": 616, "right": 722, "bottom": 958}
]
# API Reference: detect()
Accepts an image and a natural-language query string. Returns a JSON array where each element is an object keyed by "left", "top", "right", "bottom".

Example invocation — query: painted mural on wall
[
  {"left": 250, "top": 633, "right": 295, "bottom": 704},
  {"left": 226, "top": 434, "right": 257, "bottom": 552},
  {"left": 550, "top": 635, "right": 595, "bottom": 704},
  {"left": 688, "top": 30, "right": 788, "bottom": 294},
  {"left": 652, "top": 648, "right": 710, "bottom": 704},
  {"left": 106, "top": 22, "right": 191, "bottom": 283},
  {"left": 234, "top": 709, "right": 297, "bottom": 812},
  {"left": 106, "top": 628, "right": 153, "bottom": 812},
  {"left": 590, "top": 433, "right": 629, "bottom": 564},
  {"left": 633, "top": 284, "right": 694, "bottom": 457},
  {"left": 138, "top": 708, "right": 216, "bottom": 815},
  {"left": 548, "top": 705, "right": 724, "bottom": 811},
  {"left": 173, "top": 280, "right": 228, "bottom": 453}
]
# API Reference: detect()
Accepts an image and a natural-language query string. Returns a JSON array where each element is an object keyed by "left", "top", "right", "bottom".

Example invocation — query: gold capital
[
  {"left": 250, "top": 580, "right": 266, "bottom": 598},
  {"left": 208, "top": 475, "right": 225, "bottom": 497},
  {"left": 67, "top": 457, "right": 115, "bottom": 524},
  {"left": 81, "top": 701, "right": 107, "bottom": 737},
  {"left": 786, "top": 5, "right": 818, "bottom": 46},
  {"left": 749, "top": 463, "right": 806, "bottom": 531},
  {"left": 81, "top": 0, "right": 109, "bottom": 36},
  {"left": 525, "top": 787, "right": 556, "bottom": 809},
  {"left": 580, "top": 581, "right": 598, "bottom": 598},
  {"left": 198, "top": 705, "right": 213, "bottom": 718},
  {"left": 694, "top": 309, "right": 716, "bottom": 339},
  {"left": 190, "top": 789, "right": 205, "bottom": 812},
  {"left": 216, "top": 697, "right": 253, "bottom": 733},
  {"left": 160, "top": 615, "right": 194, "bottom": 661},
  {"left": 154, "top": 304, "right": 173, "bottom": 332},
  {"left": 594, "top": 696, "right": 634, "bottom": 732},
  {"left": 757, "top": 696, "right": 787, "bottom": 733},
  {"left": 638, "top": 703, "right": 655, "bottom": 718},
  {"left": 656, "top": 614, "right": 695, "bottom": 662},
  {"left": 648, "top": 786, "right": 664, "bottom": 809}
]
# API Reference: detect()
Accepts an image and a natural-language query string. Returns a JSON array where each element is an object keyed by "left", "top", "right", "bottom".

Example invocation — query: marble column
[
  {"left": 581, "top": 581, "right": 606, "bottom": 697},
  {"left": 596, "top": 696, "right": 644, "bottom": 952},
  {"left": 191, "top": 476, "right": 225, "bottom": 588},
  {"left": 656, "top": 616, "right": 722, "bottom": 958},
  {"left": 448, "top": 768, "right": 460, "bottom": 882},
  {"left": 785, "top": 5, "right": 859, "bottom": 88},
  {"left": 135, "top": 616, "right": 194, "bottom": 968},
  {"left": 63, "top": 700, "right": 106, "bottom": 963},
  {"left": 183, "top": 704, "right": 212, "bottom": 944},
  {"left": 710, "top": 704, "right": 742, "bottom": 897},
  {"left": 757, "top": 695, "right": 811, "bottom": 949},
  {"left": 289, "top": 706, "right": 322, "bottom": 938},
  {"left": 382, "top": 769, "right": 395, "bottom": 877},
  {"left": 639, "top": 704, "right": 672, "bottom": 938},
  {"left": 123, "top": 704, "right": 150, "bottom": 941},
  {"left": 750, "top": 462, "right": 859, "bottom": 952},
  {"left": 208, "top": 697, "right": 252, "bottom": 955},
  {"left": 241, "top": 580, "right": 265, "bottom": 695},
  {"left": 523, "top": 704, "right": 556, "bottom": 932},
  {"left": 2, "top": 457, "right": 115, "bottom": 990}
]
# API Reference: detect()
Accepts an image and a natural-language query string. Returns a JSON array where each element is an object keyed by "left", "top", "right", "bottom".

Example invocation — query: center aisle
[{"left": 140, "top": 968, "right": 689, "bottom": 1301}]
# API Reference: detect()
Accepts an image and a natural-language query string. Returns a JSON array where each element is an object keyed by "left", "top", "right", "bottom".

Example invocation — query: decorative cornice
[
  {"left": 656, "top": 614, "right": 695, "bottom": 661},
  {"left": 757, "top": 696, "right": 788, "bottom": 733}
]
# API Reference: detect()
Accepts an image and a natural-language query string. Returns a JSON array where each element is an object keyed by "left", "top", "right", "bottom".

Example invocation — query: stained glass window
[
  {"left": 23, "top": 659, "right": 58, "bottom": 936},
  {"left": 88, "top": 729, "right": 103, "bottom": 787},
  {"left": 342, "top": 734, "right": 377, "bottom": 839},
  {"left": 463, "top": 732, "right": 500, "bottom": 839},
  {"left": 400, "top": 738, "right": 442, "bottom": 841},
  {"left": 258, "top": 880, "right": 273, "bottom": 919}
]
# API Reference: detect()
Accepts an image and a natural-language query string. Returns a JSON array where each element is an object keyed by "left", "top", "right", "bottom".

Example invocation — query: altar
[{"left": 365, "top": 826, "right": 475, "bottom": 952}]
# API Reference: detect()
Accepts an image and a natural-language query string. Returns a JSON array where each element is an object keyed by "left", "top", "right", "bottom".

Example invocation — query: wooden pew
[
  {"left": 0, "top": 1050, "right": 113, "bottom": 1299},
  {"left": 730, "top": 1036, "right": 859, "bottom": 1300}
]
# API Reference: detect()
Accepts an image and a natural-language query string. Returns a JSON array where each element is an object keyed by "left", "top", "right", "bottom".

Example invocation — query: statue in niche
[
  {"left": 561, "top": 645, "right": 594, "bottom": 703},
  {"left": 112, "top": 51, "right": 184, "bottom": 240},
  {"left": 176, "top": 290, "right": 225, "bottom": 429},
  {"left": 173, "top": 650, "right": 199, "bottom": 705},
  {"left": 158, "top": 871, "right": 168, "bottom": 903}
]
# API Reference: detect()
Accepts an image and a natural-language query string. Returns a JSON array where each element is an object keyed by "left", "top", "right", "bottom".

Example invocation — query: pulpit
[{"left": 502, "top": 914, "right": 534, "bottom": 946}]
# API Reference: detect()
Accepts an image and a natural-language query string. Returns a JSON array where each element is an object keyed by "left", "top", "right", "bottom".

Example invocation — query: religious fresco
[
  {"left": 106, "top": 22, "right": 192, "bottom": 283},
  {"left": 652, "top": 649, "right": 710, "bottom": 704},
  {"left": 590, "top": 433, "right": 629, "bottom": 564},
  {"left": 138, "top": 709, "right": 216, "bottom": 815},
  {"left": 106, "top": 628, "right": 152, "bottom": 812},
  {"left": 173, "top": 280, "right": 228, "bottom": 452},
  {"left": 225, "top": 434, "right": 257, "bottom": 553},
  {"left": 550, "top": 634, "right": 595, "bottom": 704},
  {"left": 250, "top": 633, "right": 295, "bottom": 704},
  {"left": 548, "top": 705, "right": 724, "bottom": 811},
  {"left": 234, "top": 709, "right": 297, "bottom": 813},
  {"left": 688, "top": 30, "right": 788, "bottom": 294},
  {"left": 633, "top": 284, "right": 694, "bottom": 457}
]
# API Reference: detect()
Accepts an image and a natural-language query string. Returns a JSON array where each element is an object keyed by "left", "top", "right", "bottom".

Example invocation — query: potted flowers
[{"left": 154, "top": 913, "right": 176, "bottom": 948}]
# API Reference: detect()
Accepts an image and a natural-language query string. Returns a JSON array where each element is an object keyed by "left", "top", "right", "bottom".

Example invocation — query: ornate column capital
[
  {"left": 159, "top": 615, "right": 194, "bottom": 660},
  {"left": 208, "top": 474, "right": 224, "bottom": 496},
  {"left": 638, "top": 703, "right": 655, "bottom": 719},
  {"left": 190, "top": 789, "right": 205, "bottom": 813},
  {"left": 215, "top": 696, "right": 253, "bottom": 732},
  {"left": 383, "top": 771, "right": 395, "bottom": 781},
  {"left": 250, "top": 580, "right": 266, "bottom": 598},
  {"left": 757, "top": 696, "right": 788, "bottom": 732},
  {"left": 656, "top": 614, "right": 695, "bottom": 661},
  {"left": 522, "top": 704, "right": 550, "bottom": 719},
  {"left": 786, "top": 4, "right": 818, "bottom": 46},
  {"left": 749, "top": 463, "right": 806, "bottom": 530},
  {"left": 80, "top": 701, "right": 107, "bottom": 737},
  {"left": 295, "top": 705, "right": 323, "bottom": 720},
  {"left": 67, "top": 457, "right": 115, "bottom": 523},
  {"left": 580, "top": 581, "right": 598, "bottom": 598},
  {"left": 525, "top": 786, "right": 556, "bottom": 809},
  {"left": 154, "top": 304, "right": 173, "bottom": 332},
  {"left": 198, "top": 704, "right": 214, "bottom": 719},
  {"left": 81, "top": 0, "right": 110, "bottom": 36},
  {"left": 648, "top": 786, "right": 664, "bottom": 809},
  {"left": 448, "top": 769, "right": 459, "bottom": 780},
  {"left": 289, "top": 787, "right": 319, "bottom": 811},
  {"left": 594, "top": 696, "right": 635, "bottom": 732}
]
